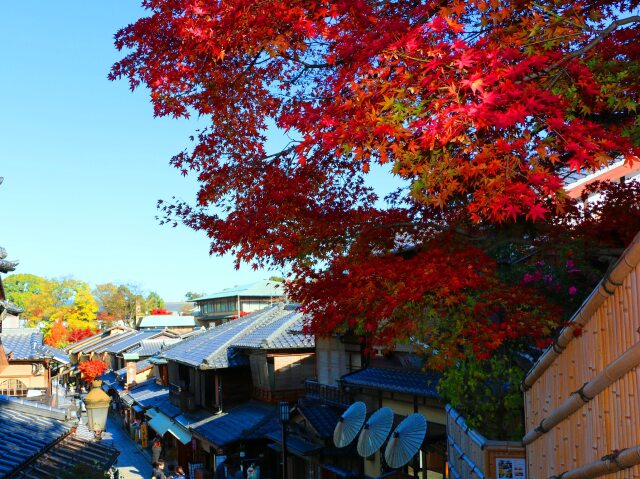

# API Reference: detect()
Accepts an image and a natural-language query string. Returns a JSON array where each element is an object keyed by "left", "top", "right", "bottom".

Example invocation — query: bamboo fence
[{"left": 523, "top": 232, "right": 640, "bottom": 479}]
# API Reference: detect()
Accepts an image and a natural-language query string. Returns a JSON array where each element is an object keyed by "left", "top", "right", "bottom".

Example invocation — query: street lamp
[
  {"left": 278, "top": 401, "right": 290, "bottom": 479},
  {"left": 84, "top": 380, "right": 111, "bottom": 440}
]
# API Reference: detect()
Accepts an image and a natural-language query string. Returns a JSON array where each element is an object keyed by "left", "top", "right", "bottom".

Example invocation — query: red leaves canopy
[
  {"left": 111, "top": 0, "right": 640, "bottom": 362},
  {"left": 78, "top": 359, "right": 108, "bottom": 383}
]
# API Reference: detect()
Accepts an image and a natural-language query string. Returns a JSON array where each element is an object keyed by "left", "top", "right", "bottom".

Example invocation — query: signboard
[
  {"left": 141, "top": 422, "right": 148, "bottom": 448},
  {"left": 496, "top": 458, "right": 526, "bottom": 479},
  {"left": 126, "top": 361, "right": 137, "bottom": 386}
]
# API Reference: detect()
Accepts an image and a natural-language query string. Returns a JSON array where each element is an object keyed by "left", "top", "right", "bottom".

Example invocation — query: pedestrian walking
[
  {"left": 151, "top": 436, "right": 163, "bottom": 463},
  {"left": 171, "top": 466, "right": 186, "bottom": 479},
  {"left": 152, "top": 460, "right": 166, "bottom": 479}
]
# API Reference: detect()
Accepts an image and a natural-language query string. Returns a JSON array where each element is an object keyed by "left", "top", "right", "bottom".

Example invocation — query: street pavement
[
  {"left": 103, "top": 414, "right": 153, "bottom": 479},
  {"left": 50, "top": 381, "right": 151, "bottom": 479}
]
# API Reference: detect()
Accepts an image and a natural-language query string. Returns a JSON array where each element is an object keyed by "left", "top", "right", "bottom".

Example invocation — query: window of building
[{"left": 0, "top": 378, "right": 28, "bottom": 396}]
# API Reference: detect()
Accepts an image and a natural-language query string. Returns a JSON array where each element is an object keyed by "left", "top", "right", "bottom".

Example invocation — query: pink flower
[
  {"left": 568, "top": 286, "right": 577, "bottom": 296},
  {"left": 523, "top": 273, "right": 534, "bottom": 283}
]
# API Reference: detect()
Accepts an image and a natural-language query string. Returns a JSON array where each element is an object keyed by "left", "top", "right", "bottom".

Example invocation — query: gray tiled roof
[
  {"left": 161, "top": 305, "right": 289, "bottom": 369},
  {"left": 127, "top": 338, "right": 180, "bottom": 357},
  {"left": 232, "top": 312, "right": 314, "bottom": 350},
  {"left": 0, "top": 258, "right": 18, "bottom": 274},
  {"left": 0, "top": 397, "right": 69, "bottom": 477},
  {"left": 66, "top": 327, "right": 135, "bottom": 354},
  {"left": 0, "top": 395, "right": 118, "bottom": 479},
  {"left": 296, "top": 400, "right": 345, "bottom": 439},
  {"left": 0, "top": 329, "right": 49, "bottom": 361},
  {"left": 340, "top": 367, "right": 441, "bottom": 398},
  {"left": 193, "top": 279, "right": 285, "bottom": 302},
  {"left": 95, "top": 329, "right": 166, "bottom": 354},
  {"left": 192, "top": 401, "right": 275, "bottom": 447},
  {"left": 0, "top": 299, "right": 23, "bottom": 315},
  {"left": 43, "top": 345, "right": 70, "bottom": 364},
  {"left": 126, "top": 380, "right": 181, "bottom": 418}
]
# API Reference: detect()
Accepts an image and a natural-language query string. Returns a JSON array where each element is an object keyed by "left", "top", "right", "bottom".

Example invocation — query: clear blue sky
[{"left": 0, "top": 2, "right": 401, "bottom": 301}]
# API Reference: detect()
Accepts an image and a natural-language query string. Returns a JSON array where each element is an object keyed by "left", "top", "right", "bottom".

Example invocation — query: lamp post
[
  {"left": 278, "top": 401, "right": 290, "bottom": 479},
  {"left": 83, "top": 380, "right": 111, "bottom": 440}
]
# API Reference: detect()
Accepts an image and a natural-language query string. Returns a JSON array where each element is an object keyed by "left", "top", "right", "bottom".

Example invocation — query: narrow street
[{"left": 103, "top": 414, "right": 153, "bottom": 479}]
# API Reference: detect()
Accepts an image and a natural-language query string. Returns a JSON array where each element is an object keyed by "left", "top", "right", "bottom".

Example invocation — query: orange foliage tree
[
  {"left": 78, "top": 359, "right": 108, "bottom": 383},
  {"left": 45, "top": 320, "right": 70, "bottom": 348}
]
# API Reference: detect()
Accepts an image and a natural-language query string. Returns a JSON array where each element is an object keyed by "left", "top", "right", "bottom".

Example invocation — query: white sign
[{"left": 496, "top": 458, "right": 526, "bottom": 479}]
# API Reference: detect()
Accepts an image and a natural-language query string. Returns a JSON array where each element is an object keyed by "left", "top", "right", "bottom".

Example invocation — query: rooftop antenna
[
  {"left": 333, "top": 401, "right": 366, "bottom": 448},
  {"left": 384, "top": 413, "right": 427, "bottom": 469},
  {"left": 357, "top": 407, "right": 394, "bottom": 457}
]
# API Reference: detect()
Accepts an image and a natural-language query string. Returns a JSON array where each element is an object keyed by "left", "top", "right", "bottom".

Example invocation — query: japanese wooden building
[{"left": 523, "top": 231, "right": 640, "bottom": 478}]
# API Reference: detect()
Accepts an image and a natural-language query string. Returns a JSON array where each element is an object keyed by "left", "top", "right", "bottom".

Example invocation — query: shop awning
[
  {"left": 149, "top": 413, "right": 173, "bottom": 436},
  {"left": 146, "top": 408, "right": 159, "bottom": 418},
  {"left": 132, "top": 404, "right": 145, "bottom": 413},
  {"left": 168, "top": 422, "right": 192, "bottom": 445},
  {"left": 147, "top": 410, "right": 192, "bottom": 445}
]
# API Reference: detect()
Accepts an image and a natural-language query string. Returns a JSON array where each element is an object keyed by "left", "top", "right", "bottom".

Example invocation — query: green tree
[
  {"left": 185, "top": 291, "right": 204, "bottom": 301},
  {"left": 94, "top": 283, "right": 144, "bottom": 327},
  {"left": 3, "top": 274, "right": 57, "bottom": 323},
  {"left": 145, "top": 291, "right": 165, "bottom": 312}
]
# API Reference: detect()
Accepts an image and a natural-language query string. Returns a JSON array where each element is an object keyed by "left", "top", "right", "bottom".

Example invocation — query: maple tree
[
  {"left": 150, "top": 307, "right": 172, "bottom": 315},
  {"left": 112, "top": 0, "right": 640, "bottom": 434},
  {"left": 78, "top": 359, "right": 108, "bottom": 383},
  {"left": 68, "top": 327, "right": 97, "bottom": 343},
  {"left": 45, "top": 319, "right": 70, "bottom": 348}
]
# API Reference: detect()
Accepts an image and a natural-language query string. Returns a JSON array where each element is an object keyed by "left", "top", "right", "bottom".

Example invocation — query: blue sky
[{"left": 0, "top": 2, "right": 400, "bottom": 301}]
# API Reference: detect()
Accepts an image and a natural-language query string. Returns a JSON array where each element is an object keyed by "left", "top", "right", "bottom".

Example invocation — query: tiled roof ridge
[
  {"left": 66, "top": 325, "right": 135, "bottom": 353},
  {"left": 1, "top": 327, "right": 39, "bottom": 335},
  {"left": 0, "top": 394, "right": 68, "bottom": 420},
  {"left": 260, "top": 311, "right": 303, "bottom": 348},
  {"left": 201, "top": 304, "right": 286, "bottom": 367},
  {"left": 156, "top": 324, "right": 214, "bottom": 359}
]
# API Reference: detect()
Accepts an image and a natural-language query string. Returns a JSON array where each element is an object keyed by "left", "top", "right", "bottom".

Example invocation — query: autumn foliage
[
  {"left": 45, "top": 320, "right": 97, "bottom": 349},
  {"left": 78, "top": 359, "right": 108, "bottom": 383},
  {"left": 45, "top": 320, "right": 70, "bottom": 348},
  {"left": 112, "top": 0, "right": 640, "bottom": 436},
  {"left": 150, "top": 307, "right": 172, "bottom": 315}
]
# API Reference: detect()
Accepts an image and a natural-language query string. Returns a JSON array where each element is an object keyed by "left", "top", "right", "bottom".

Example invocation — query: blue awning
[
  {"left": 147, "top": 410, "right": 192, "bottom": 444},
  {"left": 168, "top": 422, "right": 192, "bottom": 445},
  {"left": 149, "top": 413, "right": 173, "bottom": 436}
]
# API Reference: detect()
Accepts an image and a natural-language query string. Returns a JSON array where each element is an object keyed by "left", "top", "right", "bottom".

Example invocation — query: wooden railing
[
  {"left": 304, "top": 379, "right": 350, "bottom": 406},
  {"left": 252, "top": 387, "right": 305, "bottom": 403}
]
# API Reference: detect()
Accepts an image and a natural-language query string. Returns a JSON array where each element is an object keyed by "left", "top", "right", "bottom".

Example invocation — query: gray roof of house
[
  {"left": 0, "top": 395, "right": 118, "bottom": 478},
  {"left": 124, "top": 379, "right": 181, "bottom": 418},
  {"left": 340, "top": 367, "right": 441, "bottom": 398},
  {"left": 232, "top": 311, "right": 314, "bottom": 350},
  {"left": 0, "top": 397, "right": 69, "bottom": 477},
  {"left": 0, "top": 299, "right": 23, "bottom": 315},
  {"left": 127, "top": 338, "right": 181, "bottom": 357},
  {"left": 94, "top": 329, "right": 166, "bottom": 354},
  {"left": 160, "top": 305, "right": 290, "bottom": 369},
  {"left": 0, "top": 329, "right": 49, "bottom": 361},
  {"left": 66, "top": 327, "right": 135, "bottom": 354},
  {"left": 296, "top": 400, "right": 345, "bottom": 439},
  {"left": 43, "top": 345, "right": 70, "bottom": 365},
  {"left": 138, "top": 315, "right": 196, "bottom": 329},
  {"left": 192, "top": 401, "right": 275, "bottom": 447},
  {"left": 0, "top": 259, "right": 18, "bottom": 274},
  {"left": 192, "top": 279, "right": 286, "bottom": 302}
]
